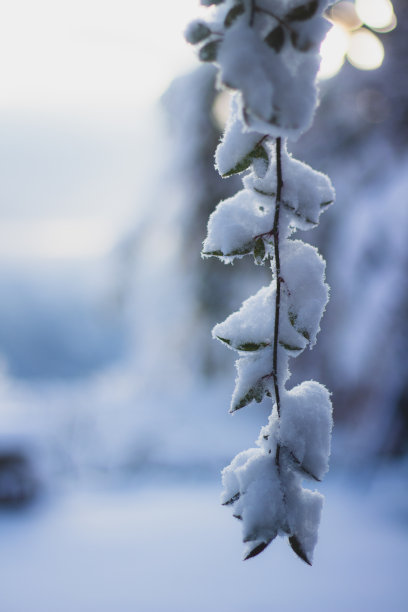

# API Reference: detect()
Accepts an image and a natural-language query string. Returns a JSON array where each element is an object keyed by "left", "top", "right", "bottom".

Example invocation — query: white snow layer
[
  {"left": 244, "top": 144, "right": 335, "bottom": 230},
  {"left": 204, "top": 147, "right": 334, "bottom": 259},
  {"left": 213, "top": 240, "right": 328, "bottom": 352},
  {"left": 202, "top": 188, "right": 274, "bottom": 258},
  {"left": 195, "top": 0, "right": 332, "bottom": 138},
  {"left": 259, "top": 381, "right": 333, "bottom": 481}
]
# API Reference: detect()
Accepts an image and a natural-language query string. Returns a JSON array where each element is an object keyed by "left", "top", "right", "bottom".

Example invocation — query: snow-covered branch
[{"left": 186, "top": 0, "right": 335, "bottom": 564}]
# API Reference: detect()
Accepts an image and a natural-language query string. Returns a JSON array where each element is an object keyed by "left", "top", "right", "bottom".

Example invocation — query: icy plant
[{"left": 186, "top": 0, "right": 335, "bottom": 563}]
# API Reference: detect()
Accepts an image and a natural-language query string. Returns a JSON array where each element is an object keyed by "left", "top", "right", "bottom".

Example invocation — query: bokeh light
[
  {"left": 319, "top": 24, "right": 350, "bottom": 79},
  {"left": 355, "top": 0, "right": 395, "bottom": 31},
  {"left": 347, "top": 29, "right": 385, "bottom": 71},
  {"left": 320, "top": 0, "right": 395, "bottom": 79}
]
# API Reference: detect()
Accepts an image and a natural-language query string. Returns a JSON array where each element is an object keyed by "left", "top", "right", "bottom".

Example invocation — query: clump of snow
[
  {"left": 284, "top": 469, "right": 324, "bottom": 563},
  {"left": 280, "top": 381, "right": 333, "bottom": 480},
  {"left": 244, "top": 144, "right": 335, "bottom": 230},
  {"left": 281, "top": 240, "right": 329, "bottom": 347},
  {"left": 202, "top": 189, "right": 274, "bottom": 259}
]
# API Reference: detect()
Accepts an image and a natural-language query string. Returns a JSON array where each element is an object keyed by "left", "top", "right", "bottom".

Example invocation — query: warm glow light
[
  {"left": 328, "top": 1, "right": 362, "bottom": 31},
  {"left": 347, "top": 29, "right": 385, "bottom": 71},
  {"left": 355, "top": 0, "right": 395, "bottom": 30},
  {"left": 319, "top": 25, "right": 350, "bottom": 80}
]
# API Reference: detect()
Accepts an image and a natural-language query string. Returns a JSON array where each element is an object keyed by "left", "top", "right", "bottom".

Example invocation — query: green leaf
[
  {"left": 253, "top": 237, "right": 266, "bottom": 264},
  {"left": 231, "top": 383, "right": 264, "bottom": 412},
  {"left": 202, "top": 241, "right": 256, "bottom": 258},
  {"left": 264, "top": 26, "right": 285, "bottom": 52},
  {"left": 254, "top": 187, "right": 275, "bottom": 197},
  {"left": 289, "top": 535, "right": 312, "bottom": 566},
  {"left": 288, "top": 310, "right": 311, "bottom": 343},
  {"left": 201, "top": 249, "right": 223, "bottom": 257},
  {"left": 228, "top": 242, "right": 255, "bottom": 256},
  {"left": 279, "top": 340, "right": 303, "bottom": 352},
  {"left": 299, "top": 328, "right": 310, "bottom": 341},
  {"left": 244, "top": 539, "right": 272, "bottom": 560},
  {"left": 283, "top": 201, "right": 318, "bottom": 227},
  {"left": 285, "top": 0, "right": 318, "bottom": 21},
  {"left": 199, "top": 40, "right": 220, "bottom": 62},
  {"left": 287, "top": 449, "right": 321, "bottom": 481},
  {"left": 236, "top": 341, "right": 269, "bottom": 351},
  {"left": 222, "top": 492, "right": 240, "bottom": 506},
  {"left": 216, "top": 336, "right": 231, "bottom": 346},
  {"left": 288, "top": 310, "right": 297, "bottom": 327},
  {"left": 185, "top": 21, "right": 212, "bottom": 44},
  {"left": 224, "top": 3, "right": 245, "bottom": 27},
  {"left": 201, "top": 0, "right": 225, "bottom": 5},
  {"left": 222, "top": 142, "right": 268, "bottom": 177},
  {"left": 290, "top": 30, "right": 314, "bottom": 52}
]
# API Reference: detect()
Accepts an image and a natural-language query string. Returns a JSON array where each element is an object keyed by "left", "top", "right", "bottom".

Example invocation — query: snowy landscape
[{"left": 0, "top": 1, "right": 407, "bottom": 610}]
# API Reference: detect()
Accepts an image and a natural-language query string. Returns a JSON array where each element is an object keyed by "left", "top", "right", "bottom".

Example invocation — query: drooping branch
[{"left": 272, "top": 136, "right": 283, "bottom": 419}]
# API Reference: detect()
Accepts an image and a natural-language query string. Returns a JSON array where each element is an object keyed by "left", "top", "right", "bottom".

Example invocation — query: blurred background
[{"left": 0, "top": 1, "right": 406, "bottom": 610}]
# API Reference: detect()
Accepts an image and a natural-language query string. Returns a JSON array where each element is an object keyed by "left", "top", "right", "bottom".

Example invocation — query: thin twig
[{"left": 272, "top": 137, "right": 283, "bottom": 420}]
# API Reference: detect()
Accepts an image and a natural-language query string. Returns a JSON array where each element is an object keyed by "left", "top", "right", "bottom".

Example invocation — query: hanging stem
[
  {"left": 272, "top": 137, "right": 283, "bottom": 419},
  {"left": 273, "top": 137, "right": 283, "bottom": 469}
]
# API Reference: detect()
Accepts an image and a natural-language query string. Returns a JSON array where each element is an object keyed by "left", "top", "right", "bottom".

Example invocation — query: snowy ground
[{"left": 0, "top": 469, "right": 406, "bottom": 612}]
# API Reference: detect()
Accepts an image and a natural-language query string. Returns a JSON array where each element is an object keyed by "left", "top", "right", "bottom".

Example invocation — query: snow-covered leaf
[
  {"left": 222, "top": 142, "right": 268, "bottom": 178},
  {"left": 264, "top": 26, "right": 285, "bottom": 53},
  {"left": 253, "top": 237, "right": 266, "bottom": 264},
  {"left": 224, "top": 3, "right": 245, "bottom": 28},
  {"left": 231, "top": 382, "right": 264, "bottom": 412},
  {"left": 185, "top": 21, "right": 212, "bottom": 44},
  {"left": 199, "top": 40, "right": 220, "bottom": 62},
  {"left": 279, "top": 382, "right": 332, "bottom": 481},
  {"left": 288, "top": 535, "right": 312, "bottom": 565},
  {"left": 203, "top": 190, "right": 274, "bottom": 261},
  {"left": 244, "top": 539, "right": 272, "bottom": 560}
]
